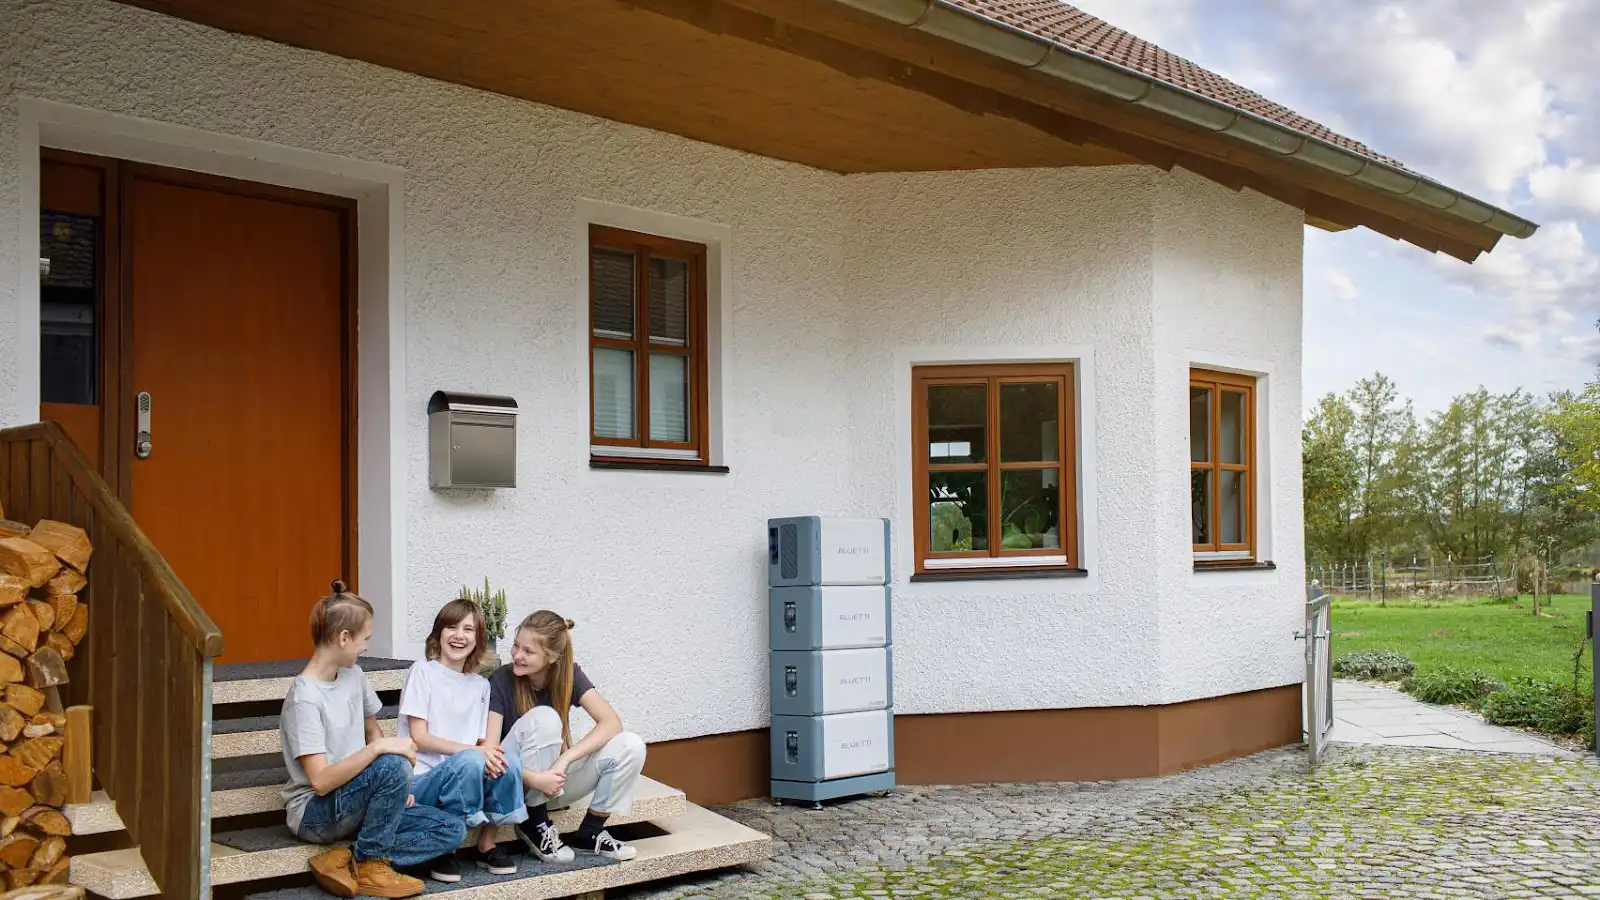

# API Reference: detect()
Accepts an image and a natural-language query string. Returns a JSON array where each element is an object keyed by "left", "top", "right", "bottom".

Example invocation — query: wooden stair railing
[{"left": 0, "top": 422, "right": 222, "bottom": 900}]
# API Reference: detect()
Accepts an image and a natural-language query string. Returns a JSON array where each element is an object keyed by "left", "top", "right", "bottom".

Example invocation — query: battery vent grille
[{"left": 780, "top": 524, "right": 798, "bottom": 580}]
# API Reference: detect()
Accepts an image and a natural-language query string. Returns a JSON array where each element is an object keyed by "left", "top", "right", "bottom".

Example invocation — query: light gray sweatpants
[{"left": 507, "top": 706, "right": 646, "bottom": 815}]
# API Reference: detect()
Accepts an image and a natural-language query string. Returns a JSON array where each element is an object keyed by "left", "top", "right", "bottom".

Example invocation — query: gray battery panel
[
  {"left": 769, "top": 585, "right": 892, "bottom": 651},
  {"left": 771, "top": 647, "right": 893, "bottom": 717},
  {"left": 768, "top": 516, "right": 891, "bottom": 587},
  {"left": 770, "top": 710, "right": 895, "bottom": 782}
]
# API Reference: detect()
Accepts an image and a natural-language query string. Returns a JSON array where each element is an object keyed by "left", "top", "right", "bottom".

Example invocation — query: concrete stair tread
[
  {"left": 214, "top": 708, "right": 400, "bottom": 758},
  {"left": 214, "top": 660, "right": 409, "bottom": 705},
  {"left": 69, "top": 774, "right": 684, "bottom": 837},
  {"left": 73, "top": 802, "right": 767, "bottom": 900}
]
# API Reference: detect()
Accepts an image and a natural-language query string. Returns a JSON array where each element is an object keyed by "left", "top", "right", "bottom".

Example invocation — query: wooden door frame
[{"left": 38, "top": 148, "right": 362, "bottom": 589}]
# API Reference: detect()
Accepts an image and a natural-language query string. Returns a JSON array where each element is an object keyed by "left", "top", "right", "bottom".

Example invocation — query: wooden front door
[
  {"left": 39, "top": 153, "right": 356, "bottom": 664},
  {"left": 125, "top": 171, "right": 352, "bottom": 664}
]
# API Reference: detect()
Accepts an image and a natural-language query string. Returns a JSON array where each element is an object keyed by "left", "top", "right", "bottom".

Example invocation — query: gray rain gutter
[{"left": 826, "top": 0, "right": 1538, "bottom": 241}]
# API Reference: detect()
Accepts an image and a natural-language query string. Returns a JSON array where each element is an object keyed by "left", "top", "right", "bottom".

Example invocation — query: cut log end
[
  {"left": 0, "top": 609, "right": 38, "bottom": 657},
  {"left": 59, "top": 610, "right": 84, "bottom": 649},
  {"left": 22, "top": 651, "right": 66, "bottom": 691},
  {"left": 21, "top": 524, "right": 90, "bottom": 575},
  {"left": 5, "top": 685, "right": 45, "bottom": 718},
  {"left": 0, "top": 542, "right": 58, "bottom": 591},
  {"left": 18, "top": 807, "right": 68, "bottom": 838},
  {"left": 0, "top": 578, "right": 25, "bottom": 609}
]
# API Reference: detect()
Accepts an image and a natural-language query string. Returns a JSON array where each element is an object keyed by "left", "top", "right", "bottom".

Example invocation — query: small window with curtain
[
  {"left": 589, "top": 225, "right": 708, "bottom": 463},
  {"left": 912, "top": 363, "right": 1078, "bottom": 574},
  {"left": 1190, "top": 367, "right": 1256, "bottom": 561}
]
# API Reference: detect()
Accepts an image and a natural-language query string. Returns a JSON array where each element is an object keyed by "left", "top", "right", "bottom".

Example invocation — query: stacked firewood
[{"left": 0, "top": 507, "right": 90, "bottom": 890}]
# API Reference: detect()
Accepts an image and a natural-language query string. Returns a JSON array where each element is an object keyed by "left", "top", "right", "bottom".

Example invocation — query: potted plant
[{"left": 459, "top": 577, "right": 508, "bottom": 674}]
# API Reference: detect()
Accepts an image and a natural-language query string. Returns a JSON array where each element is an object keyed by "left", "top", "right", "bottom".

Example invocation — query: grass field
[{"left": 1331, "top": 593, "right": 1594, "bottom": 686}]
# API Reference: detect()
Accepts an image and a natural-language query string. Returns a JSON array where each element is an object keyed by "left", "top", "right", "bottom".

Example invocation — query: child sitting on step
[
  {"left": 282, "top": 581, "right": 465, "bottom": 899},
  {"left": 397, "top": 598, "right": 527, "bottom": 883},
  {"left": 485, "top": 611, "right": 647, "bottom": 864}
]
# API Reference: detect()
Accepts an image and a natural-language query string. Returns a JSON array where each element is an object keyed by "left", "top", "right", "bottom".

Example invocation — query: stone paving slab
[
  {"left": 1331, "top": 679, "right": 1577, "bottom": 756},
  {"left": 612, "top": 744, "right": 1600, "bottom": 899}
]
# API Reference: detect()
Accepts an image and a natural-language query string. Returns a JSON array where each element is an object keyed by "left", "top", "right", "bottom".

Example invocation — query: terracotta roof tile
[{"left": 948, "top": 0, "right": 1403, "bottom": 167}]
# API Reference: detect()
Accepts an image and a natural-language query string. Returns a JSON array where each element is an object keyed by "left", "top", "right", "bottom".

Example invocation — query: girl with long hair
[{"left": 483, "top": 611, "right": 646, "bottom": 863}]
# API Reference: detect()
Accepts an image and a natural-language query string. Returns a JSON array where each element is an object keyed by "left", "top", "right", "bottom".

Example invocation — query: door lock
[{"left": 135, "top": 392, "right": 152, "bottom": 459}]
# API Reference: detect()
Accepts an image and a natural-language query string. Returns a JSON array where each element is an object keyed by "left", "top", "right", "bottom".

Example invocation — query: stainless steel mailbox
[{"left": 428, "top": 391, "right": 517, "bottom": 489}]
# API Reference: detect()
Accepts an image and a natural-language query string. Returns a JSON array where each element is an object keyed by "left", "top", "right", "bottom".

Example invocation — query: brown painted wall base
[{"left": 643, "top": 683, "right": 1302, "bottom": 805}]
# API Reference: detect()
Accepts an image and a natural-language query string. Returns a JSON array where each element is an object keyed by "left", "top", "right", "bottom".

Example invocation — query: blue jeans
[
  {"left": 294, "top": 754, "right": 466, "bottom": 867},
  {"left": 411, "top": 749, "right": 528, "bottom": 828}
]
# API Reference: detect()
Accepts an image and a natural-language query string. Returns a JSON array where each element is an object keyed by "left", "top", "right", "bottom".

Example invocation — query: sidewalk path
[{"left": 1331, "top": 678, "right": 1580, "bottom": 755}]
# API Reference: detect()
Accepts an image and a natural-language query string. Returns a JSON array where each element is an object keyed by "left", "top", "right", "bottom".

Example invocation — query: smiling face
[
  {"left": 510, "top": 627, "right": 555, "bottom": 678},
  {"left": 332, "top": 619, "right": 373, "bottom": 669},
  {"left": 438, "top": 616, "right": 478, "bottom": 669},
  {"left": 426, "top": 599, "right": 486, "bottom": 673}
]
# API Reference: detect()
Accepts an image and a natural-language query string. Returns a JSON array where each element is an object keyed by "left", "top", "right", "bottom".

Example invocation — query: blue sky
[{"left": 1069, "top": 0, "right": 1600, "bottom": 413}]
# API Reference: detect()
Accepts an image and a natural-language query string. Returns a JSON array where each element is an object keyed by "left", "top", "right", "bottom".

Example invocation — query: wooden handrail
[
  {"left": 0, "top": 420, "right": 219, "bottom": 900},
  {"left": 0, "top": 422, "right": 221, "bottom": 655}
]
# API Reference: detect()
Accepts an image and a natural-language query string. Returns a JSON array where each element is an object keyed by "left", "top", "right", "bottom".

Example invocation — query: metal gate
[{"left": 1299, "top": 581, "right": 1334, "bottom": 767}]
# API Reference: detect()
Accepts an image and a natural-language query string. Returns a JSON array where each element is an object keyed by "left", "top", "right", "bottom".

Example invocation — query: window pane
[
  {"left": 1189, "top": 386, "right": 1210, "bottom": 463},
  {"left": 1000, "top": 469, "right": 1060, "bottom": 549},
  {"left": 648, "top": 353, "right": 689, "bottom": 443},
  {"left": 1191, "top": 468, "right": 1211, "bottom": 545},
  {"left": 1220, "top": 470, "right": 1246, "bottom": 544},
  {"left": 592, "top": 348, "right": 634, "bottom": 439},
  {"left": 591, "top": 248, "right": 635, "bottom": 339},
  {"left": 1220, "top": 390, "right": 1247, "bottom": 465},
  {"left": 928, "top": 471, "right": 987, "bottom": 552},
  {"left": 40, "top": 212, "right": 98, "bottom": 405},
  {"left": 999, "top": 382, "right": 1058, "bottom": 463},
  {"left": 649, "top": 258, "right": 689, "bottom": 346},
  {"left": 927, "top": 384, "right": 985, "bottom": 464}
]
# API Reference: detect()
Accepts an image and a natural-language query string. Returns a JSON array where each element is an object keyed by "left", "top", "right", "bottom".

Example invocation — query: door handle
[{"left": 135, "top": 391, "right": 152, "bottom": 459}]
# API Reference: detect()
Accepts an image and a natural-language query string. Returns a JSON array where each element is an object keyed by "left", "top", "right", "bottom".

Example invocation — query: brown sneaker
[
  {"left": 354, "top": 859, "right": 425, "bottom": 899},
  {"left": 307, "top": 847, "right": 357, "bottom": 898}
]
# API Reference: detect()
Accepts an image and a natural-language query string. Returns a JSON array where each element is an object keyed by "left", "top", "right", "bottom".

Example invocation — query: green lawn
[{"left": 1331, "top": 593, "right": 1594, "bottom": 685}]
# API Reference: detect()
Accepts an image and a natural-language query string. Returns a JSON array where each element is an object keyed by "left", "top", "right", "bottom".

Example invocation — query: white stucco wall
[{"left": 0, "top": 0, "right": 1305, "bottom": 744}]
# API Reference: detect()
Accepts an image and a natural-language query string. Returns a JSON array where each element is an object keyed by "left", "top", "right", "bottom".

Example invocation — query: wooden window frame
[
  {"left": 588, "top": 224, "right": 710, "bottom": 464},
  {"left": 1190, "top": 367, "right": 1256, "bottom": 561},
  {"left": 912, "top": 363, "right": 1078, "bottom": 574}
]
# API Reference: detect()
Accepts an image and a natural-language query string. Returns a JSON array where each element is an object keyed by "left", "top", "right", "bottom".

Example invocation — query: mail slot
[{"left": 428, "top": 391, "right": 517, "bottom": 489}]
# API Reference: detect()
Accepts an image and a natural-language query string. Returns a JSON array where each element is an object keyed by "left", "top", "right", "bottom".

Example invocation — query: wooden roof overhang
[{"left": 115, "top": 0, "right": 1533, "bottom": 262}]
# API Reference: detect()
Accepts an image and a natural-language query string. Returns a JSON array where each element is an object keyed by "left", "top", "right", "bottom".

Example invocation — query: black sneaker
[
  {"left": 515, "top": 820, "right": 575, "bottom": 863},
  {"left": 427, "top": 852, "right": 462, "bottom": 883},
  {"left": 469, "top": 844, "right": 517, "bottom": 876},
  {"left": 584, "top": 830, "right": 638, "bottom": 861}
]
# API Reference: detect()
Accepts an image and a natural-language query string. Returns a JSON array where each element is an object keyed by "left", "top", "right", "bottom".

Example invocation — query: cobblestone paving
[{"left": 615, "top": 745, "right": 1600, "bottom": 899}]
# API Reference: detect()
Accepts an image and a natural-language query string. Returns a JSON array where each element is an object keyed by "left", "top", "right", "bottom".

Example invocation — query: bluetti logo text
[
  {"left": 835, "top": 546, "right": 871, "bottom": 555},
  {"left": 838, "top": 675, "right": 873, "bottom": 685},
  {"left": 840, "top": 739, "right": 873, "bottom": 750},
  {"left": 838, "top": 612, "right": 872, "bottom": 622}
]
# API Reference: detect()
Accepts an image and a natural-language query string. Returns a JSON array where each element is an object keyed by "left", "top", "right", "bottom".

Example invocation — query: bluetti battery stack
[{"left": 767, "top": 516, "right": 895, "bottom": 806}]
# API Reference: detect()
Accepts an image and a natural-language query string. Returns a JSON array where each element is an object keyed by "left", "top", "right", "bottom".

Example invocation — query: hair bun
[
  {"left": 331, "top": 579, "right": 347, "bottom": 594},
  {"left": 564, "top": 618, "right": 576, "bottom": 630}
]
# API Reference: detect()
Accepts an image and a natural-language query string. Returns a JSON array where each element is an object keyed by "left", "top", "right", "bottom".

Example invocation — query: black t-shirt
[{"left": 486, "top": 663, "right": 596, "bottom": 741}]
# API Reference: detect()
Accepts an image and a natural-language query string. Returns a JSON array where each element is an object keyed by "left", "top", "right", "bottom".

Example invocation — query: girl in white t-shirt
[{"left": 398, "top": 599, "right": 527, "bottom": 883}]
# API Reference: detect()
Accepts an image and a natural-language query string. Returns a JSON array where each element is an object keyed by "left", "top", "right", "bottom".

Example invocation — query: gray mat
[
  {"left": 243, "top": 843, "right": 617, "bottom": 899},
  {"left": 215, "top": 705, "right": 399, "bottom": 736},
  {"left": 215, "top": 657, "right": 411, "bottom": 682}
]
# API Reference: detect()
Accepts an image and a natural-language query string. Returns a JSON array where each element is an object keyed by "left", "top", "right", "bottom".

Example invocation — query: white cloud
[
  {"left": 1528, "top": 160, "right": 1600, "bottom": 217},
  {"left": 1325, "top": 269, "right": 1360, "bottom": 301}
]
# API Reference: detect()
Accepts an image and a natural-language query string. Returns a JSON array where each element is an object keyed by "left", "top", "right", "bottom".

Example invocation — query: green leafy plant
[
  {"left": 1401, "top": 667, "right": 1502, "bottom": 708},
  {"left": 1332, "top": 650, "right": 1415, "bottom": 681},
  {"left": 458, "top": 577, "right": 508, "bottom": 650},
  {"left": 1482, "top": 680, "right": 1594, "bottom": 741}
]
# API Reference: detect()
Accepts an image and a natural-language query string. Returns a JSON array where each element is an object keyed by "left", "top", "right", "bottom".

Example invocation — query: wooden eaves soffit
[{"left": 114, "top": 0, "right": 1536, "bottom": 262}]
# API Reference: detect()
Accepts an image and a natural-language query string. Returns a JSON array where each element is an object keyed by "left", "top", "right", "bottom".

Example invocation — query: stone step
[
  {"left": 212, "top": 657, "right": 411, "bottom": 706},
  {"left": 71, "top": 802, "right": 768, "bottom": 900},
  {"left": 212, "top": 706, "right": 400, "bottom": 758},
  {"left": 64, "top": 774, "right": 685, "bottom": 836}
]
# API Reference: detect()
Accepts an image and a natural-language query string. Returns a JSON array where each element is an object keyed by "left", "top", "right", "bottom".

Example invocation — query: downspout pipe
[{"left": 826, "top": 0, "right": 1538, "bottom": 241}]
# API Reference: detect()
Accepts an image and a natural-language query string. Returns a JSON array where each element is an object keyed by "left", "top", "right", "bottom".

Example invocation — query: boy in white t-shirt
[{"left": 399, "top": 599, "right": 527, "bottom": 882}]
